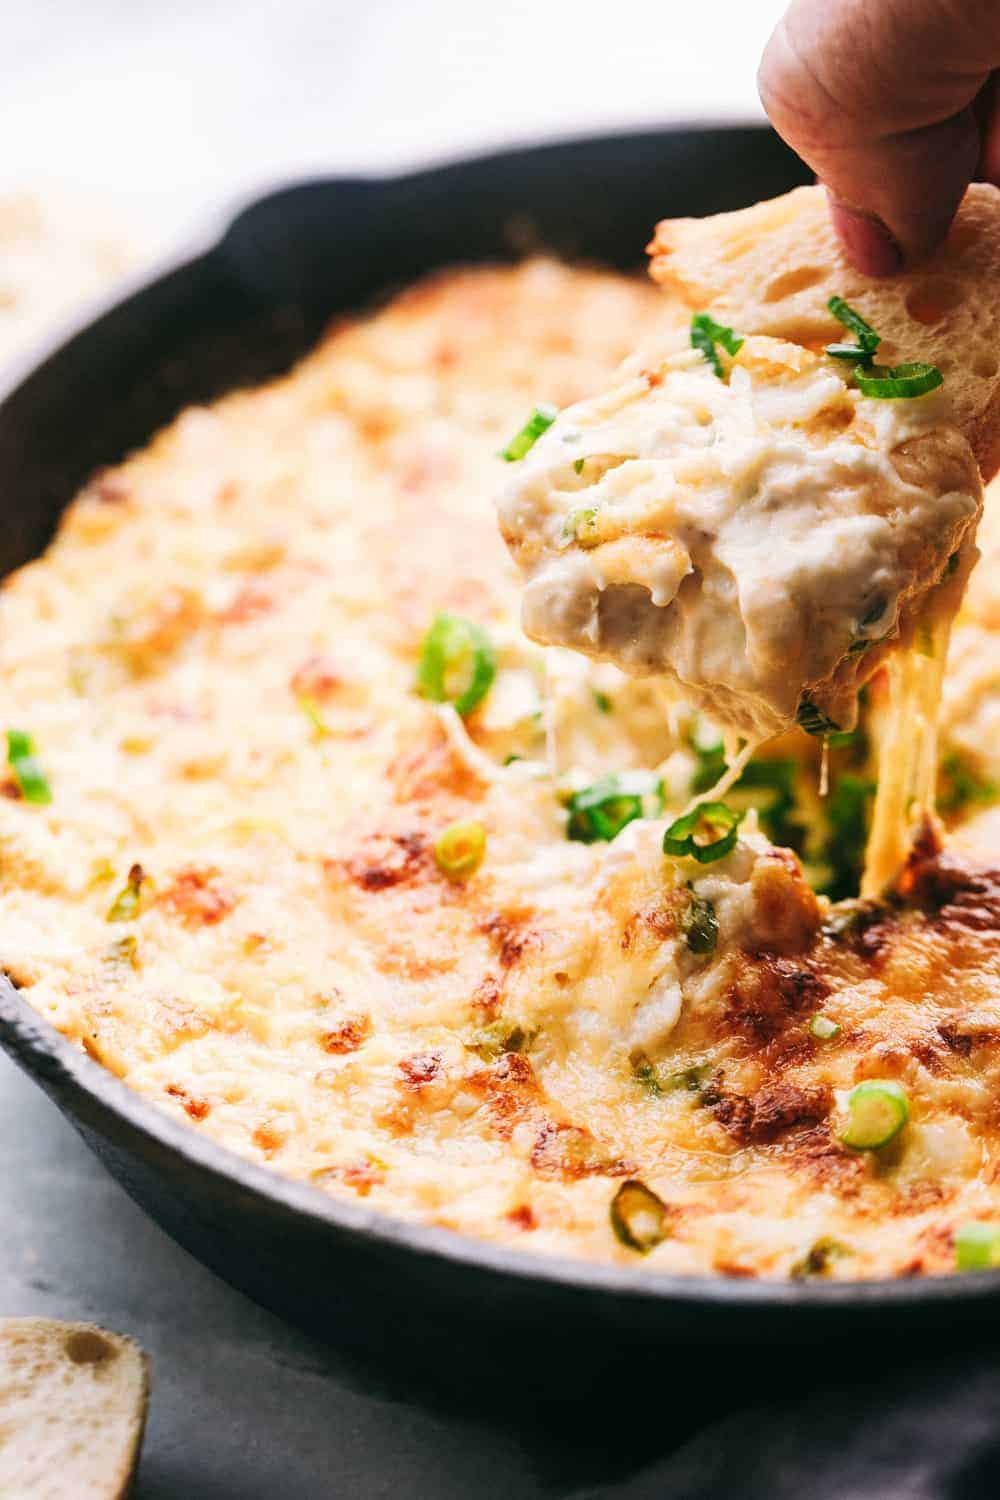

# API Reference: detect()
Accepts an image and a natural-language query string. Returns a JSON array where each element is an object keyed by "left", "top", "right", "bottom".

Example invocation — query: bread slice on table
[
  {"left": 0, "top": 1319, "right": 149, "bottom": 1499},
  {"left": 648, "top": 182, "right": 1000, "bottom": 481}
]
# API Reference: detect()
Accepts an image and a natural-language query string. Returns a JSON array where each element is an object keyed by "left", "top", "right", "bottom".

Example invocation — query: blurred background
[{"left": 1, "top": 0, "right": 786, "bottom": 252}]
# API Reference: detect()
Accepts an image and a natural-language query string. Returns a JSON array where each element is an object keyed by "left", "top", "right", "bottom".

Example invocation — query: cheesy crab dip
[{"left": 3, "top": 245, "right": 1000, "bottom": 1281}]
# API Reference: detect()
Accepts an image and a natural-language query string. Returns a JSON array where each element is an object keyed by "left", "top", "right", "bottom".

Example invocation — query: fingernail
[{"left": 827, "top": 194, "right": 903, "bottom": 277}]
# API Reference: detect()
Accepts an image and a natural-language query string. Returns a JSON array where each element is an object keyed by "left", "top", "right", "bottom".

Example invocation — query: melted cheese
[
  {"left": 498, "top": 336, "right": 981, "bottom": 744},
  {"left": 4, "top": 262, "right": 1000, "bottom": 1282}
]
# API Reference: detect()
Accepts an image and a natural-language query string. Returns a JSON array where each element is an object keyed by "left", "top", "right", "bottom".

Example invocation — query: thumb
[{"left": 759, "top": 0, "right": 1000, "bottom": 273}]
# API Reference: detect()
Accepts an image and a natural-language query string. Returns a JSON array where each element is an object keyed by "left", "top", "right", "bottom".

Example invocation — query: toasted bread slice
[
  {"left": 648, "top": 183, "right": 1000, "bottom": 482},
  {"left": 0, "top": 1319, "right": 149, "bottom": 1499}
]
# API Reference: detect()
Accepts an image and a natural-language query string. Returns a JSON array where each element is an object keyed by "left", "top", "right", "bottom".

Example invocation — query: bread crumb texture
[{"left": 0, "top": 1318, "right": 148, "bottom": 1499}]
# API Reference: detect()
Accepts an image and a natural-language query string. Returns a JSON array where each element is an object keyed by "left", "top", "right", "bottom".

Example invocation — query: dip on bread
[{"left": 498, "top": 332, "right": 981, "bottom": 741}]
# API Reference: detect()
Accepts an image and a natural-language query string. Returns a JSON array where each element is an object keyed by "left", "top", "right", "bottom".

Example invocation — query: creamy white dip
[{"left": 497, "top": 337, "right": 980, "bottom": 740}]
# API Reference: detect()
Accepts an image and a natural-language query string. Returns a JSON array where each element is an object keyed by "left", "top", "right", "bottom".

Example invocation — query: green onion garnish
[
  {"left": 499, "top": 404, "right": 558, "bottom": 462},
  {"left": 566, "top": 771, "right": 663, "bottom": 844},
  {"left": 105, "top": 934, "right": 139, "bottom": 972},
  {"left": 106, "top": 863, "right": 146, "bottom": 923},
  {"left": 790, "top": 1237, "right": 851, "bottom": 1279},
  {"left": 690, "top": 312, "right": 744, "bottom": 378},
  {"left": 688, "top": 735, "right": 803, "bottom": 852},
  {"left": 663, "top": 801, "right": 742, "bottom": 864},
  {"left": 955, "top": 1222, "right": 1000, "bottom": 1272},
  {"left": 825, "top": 297, "right": 942, "bottom": 396},
  {"left": 6, "top": 729, "right": 52, "bottom": 805},
  {"left": 610, "top": 1179, "right": 669, "bottom": 1253},
  {"left": 416, "top": 613, "right": 496, "bottom": 717},
  {"left": 825, "top": 296, "right": 880, "bottom": 360},
  {"left": 466, "top": 1021, "right": 534, "bottom": 1061},
  {"left": 681, "top": 892, "right": 718, "bottom": 955},
  {"left": 573, "top": 457, "right": 585, "bottom": 475},
  {"left": 563, "top": 507, "right": 600, "bottom": 547},
  {"left": 298, "top": 696, "right": 331, "bottom": 739},
  {"left": 795, "top": 697, "right": 841, "bottom": 738},
  {"left": 433, "top": 820, "right": 486, "bottom": 881},
  {"left": 665, "top": 1062, "right": 711, "bottom": 1093},
  {"left": 825, "top": 342, "right": 876, "bottom": 362},
  {"left": 839, "top": 1080, "right": 909, "bottom": 1150},
  {"left": 855, "top": 362, "right": 944, "bottom": 399},
  {"left": 633, "top": 1053, "right": 711, "bottom": 1097},
  {"left": 809, "top": 1014, "right": 841, "bottom": 1041},
  {"left": 593, "top": 690, "right": 612, "bottom": 715}
]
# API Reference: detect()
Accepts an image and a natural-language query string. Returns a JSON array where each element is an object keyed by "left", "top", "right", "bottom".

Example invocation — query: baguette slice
[
  {"left": 0, "top": 1319, "right": 149, "bottom": 1499},
  {"left": 648, "top": 183, "right": 1000, "bottom": 482}
]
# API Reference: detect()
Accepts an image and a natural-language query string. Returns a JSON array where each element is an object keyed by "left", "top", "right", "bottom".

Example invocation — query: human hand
[{"left": 759, "top": 0, "right": 1000, "bottom": 274}]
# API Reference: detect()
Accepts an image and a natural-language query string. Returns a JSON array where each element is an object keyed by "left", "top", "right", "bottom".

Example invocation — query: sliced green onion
[
  {"left": 955, "top": 1221, "right": 1000, "bottom": 1272},
  {"left": 499, "top": 403, "right": 558, "bottom": 462},
  {"left": 796, "top": 697, "right": 841, "bottom": 738},
  {"left": 631, "top": 1053, "right": 663, "bottom": 1096},
  {"left": 416, "top": 613, "right": 496, "bottom": 717},
  {"left": 809, "top": 1014, "right": 841, "bottom": 1041},
  {"left": 593, "top": 690, "right": 612, "bottom": 715},
  {"left": 610, "top": 1179, "right": 669, "bottom": 1253},
  {"left": 790, "top": 1237, "right": 851, "bottom": 1279},
  {"left": 840, "top": 1080, "right": 909, "bottom": 1150},
  {"left": 855, "top": 362, "right": 943, "bottom": 399},
  {"left": 825, "top": 342, "right": 876, "bottom": 363},
  {"left": 563, "top": 507, "right": 600, "bottom": 547},
  {"left": 6, "top": 729, "right": 52, "bottom": 805},
  {"left": 566, "top": 771, "right": 663, "bottom": 844},
  {"left": 690, "top": 312, "right": 743, "bottom": 378},
  {"left": 663, "top": 801, "right": 742, "bottom": 864},
  {"left": 665, "top": 1062, "right": 711, "bottom": 1093},
  {"left": 105, "top": 934, "right": 139, "bottom": 972},
  {"left": 688, "top": 735, "right": 803, "bottom": 852},
  {"left": 433, "top": 820, "right": 486, "bottom": 881},
  {"left": 106, "top": 863, "right": 146, "bottom": 923},
  {"left": 681, "top": 892, "right": 718, "bottom": 955},
  {"left": 633, "top": 1052, "right": 711, "bottom": 1097},
  {"left": 825, "top": 297, "right": 942, "bottom": 395},
  {"left": 466, "top": 1021, "right": 534, "bottom": 1061},
  {"left": 573, "top": 457, "right": 585, "bottom": 475},
  {"left": 298, "top": 695, "right": 331, "bottom": 739},
  {"left": 826, "top": 296, "right": 880, "bottom": 354}
]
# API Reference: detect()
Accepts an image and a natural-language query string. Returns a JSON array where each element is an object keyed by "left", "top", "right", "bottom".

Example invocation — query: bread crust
[{"left": 648, "top": 183, "right": 1000, "bottom": 481}]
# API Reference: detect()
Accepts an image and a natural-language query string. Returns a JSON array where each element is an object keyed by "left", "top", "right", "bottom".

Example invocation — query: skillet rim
[
  {"left": 5, "top": 969, "right": 1000, "bottom": 1311},
  {"left": 2, "top": 123, "right": 1000, "bottom": 1315}
]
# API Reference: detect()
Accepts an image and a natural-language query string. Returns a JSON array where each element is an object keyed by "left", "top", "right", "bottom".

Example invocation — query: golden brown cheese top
[{"left": 3, "top": 259, "right": 1000, "bottom": 1281}]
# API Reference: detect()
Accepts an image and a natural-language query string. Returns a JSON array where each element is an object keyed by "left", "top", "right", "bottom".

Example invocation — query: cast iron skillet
[{"left": 3, "top": 126, "right": 1000, "bottom": 1379}]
